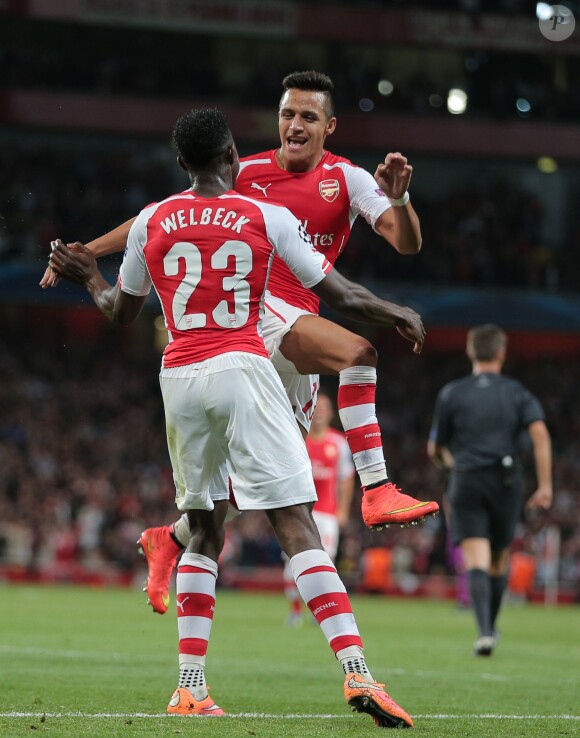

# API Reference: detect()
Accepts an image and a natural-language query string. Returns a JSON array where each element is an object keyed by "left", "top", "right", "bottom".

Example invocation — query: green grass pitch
[{"left": 0, "top": 584, "right": 578, "bottom": 737}]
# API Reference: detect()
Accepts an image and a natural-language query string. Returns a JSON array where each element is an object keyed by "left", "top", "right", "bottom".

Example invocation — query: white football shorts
[
  {"left": 262, "top": 290, "right": 319, "bottom": 432},
  {"left": 160, "top": 352, "right": 317, "bottom": 513},
  {"left": 312, "top": 510, "right": 340, "bottom": 561}
]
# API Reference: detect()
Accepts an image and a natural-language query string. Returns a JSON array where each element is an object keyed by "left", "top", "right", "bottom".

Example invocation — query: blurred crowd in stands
[
  {"left": 1, "top": 13, "right": 579, "bottom": 124},
  {"left": 1, "top": 312, "right": 578, "bottom": 600},
  {"left": 1, "top": 1, "right": 579, "bottom": 601},
  {"left": 0, "top": 140, "right": 573, "bottom": 292}
]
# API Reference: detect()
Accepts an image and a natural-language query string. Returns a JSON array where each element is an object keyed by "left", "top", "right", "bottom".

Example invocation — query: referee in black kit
[{"left": 428, "top": 324, "right": 552, "bottom": 656}]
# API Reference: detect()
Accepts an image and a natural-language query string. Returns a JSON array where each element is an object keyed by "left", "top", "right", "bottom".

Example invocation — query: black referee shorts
[{"left": 447, "top": 466, "right": 524, "bottom": 550}]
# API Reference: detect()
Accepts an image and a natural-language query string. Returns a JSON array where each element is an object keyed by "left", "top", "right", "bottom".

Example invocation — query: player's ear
[
  {"left": 177, "top": 156, "right": 188, "bottom": 172},
  {"left": 325, "top": 116, "right": 337, "bottom": 137}
]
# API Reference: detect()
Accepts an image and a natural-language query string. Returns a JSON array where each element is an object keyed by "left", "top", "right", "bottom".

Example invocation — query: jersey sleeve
[
  {"left": 118, "top": 205, "right": 155, "bottom": 296},
  {"left": 342, "top": 164, "right": 391, "bottom": 231},
  {"left": 260, "top": 202, "right": 332, "bottom": 288},
  {"left": 516, "top": 383, "right": 546, "bottom": 426}
]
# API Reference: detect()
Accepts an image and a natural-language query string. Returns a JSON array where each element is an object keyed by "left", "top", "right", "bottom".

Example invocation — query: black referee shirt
[{"left": 429, "top": 373, "right": 545, "bottom": 472}]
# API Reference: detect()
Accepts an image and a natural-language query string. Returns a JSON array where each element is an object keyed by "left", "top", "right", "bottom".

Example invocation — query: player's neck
[
  {"left": 472, "top": 360, "right": 502, "bottom": 375},
  {"left": 276, "top": 147, "right": 325, "bottom": 173},
  {"left": 189, "top": 171, "right": 233, "bottom": 197},
  {"left": 309, "top": 426, "right": 328, "bottom": 440}
]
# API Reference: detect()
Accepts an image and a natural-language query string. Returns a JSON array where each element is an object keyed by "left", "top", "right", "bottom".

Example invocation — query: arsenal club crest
[{"left": 319, "top": 179, "right": 340, "bottom": 203}]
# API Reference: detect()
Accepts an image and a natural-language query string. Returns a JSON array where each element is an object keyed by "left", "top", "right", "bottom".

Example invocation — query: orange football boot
[
  {"left": 137, "top": 526, "right": 182, "bottom": 614},
  {"left": 167, "top": 687, "right": 225, "bottom": 716},
  {"left": 361, "top": 482, "right": 439, "bottom": 530},
  {"left": 344, "top": 672, "right": 413, "bottom": 728}
]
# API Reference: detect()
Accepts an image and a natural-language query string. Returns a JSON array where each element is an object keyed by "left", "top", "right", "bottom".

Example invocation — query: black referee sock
[
  {"left": 467, "top": 568, "right": 492, "bottom": 637},
  {"left": 490, "top": 574, "right": 507, "bottom": 633}
]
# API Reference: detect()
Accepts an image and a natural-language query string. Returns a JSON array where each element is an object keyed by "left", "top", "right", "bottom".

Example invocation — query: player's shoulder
[
  {"left": 321, "top": 150, "right": 357, "bottom": 169},
  {"left": 499, "top": 374, "right": 523, "bottom": 388},
  {"left": 132, "top": 192, "right": 191, "bottom": 229},
  {"left": 239, "top": 150, "right": 275, "bottom": 170},
  {"left": 499, "top": 374, "right": 533, "bottom": 398},
  {"left": 439, "top": 375, "right": 472, "bottom": 399},
  {"left": 320, "top": 151, "right": 378, "bottom": 193},
  {"left": 142, "top": 189, "right": 195, "bottom": 212}
]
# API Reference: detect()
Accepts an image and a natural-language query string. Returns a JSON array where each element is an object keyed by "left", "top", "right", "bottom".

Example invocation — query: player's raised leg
[{"left": 280, "top": 314, "right": 439, "bottom": 529}]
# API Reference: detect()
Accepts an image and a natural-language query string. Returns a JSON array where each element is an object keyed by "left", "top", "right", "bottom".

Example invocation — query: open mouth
[{"left": 286, "top": 137, "right": 307, "bottom": 150}]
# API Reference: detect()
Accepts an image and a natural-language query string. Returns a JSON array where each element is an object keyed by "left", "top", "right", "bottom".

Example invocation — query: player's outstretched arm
[
  {"left": 49, "top": 238, "right": 145, "bottom": 325},
  {"left": 373, "top": 152, "right": 421, "bottom": 254},
  {"left": 40, "top": 217, "right": 137, "bottom": 289},
  {"left": 85, "top": 217, "right": 137, "bottom": 258},
  {"left": 311, "top": 268, "right": 425, "bottom": 354}
]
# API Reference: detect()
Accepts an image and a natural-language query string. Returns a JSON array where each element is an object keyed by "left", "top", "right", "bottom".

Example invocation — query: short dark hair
[
  {"left": 467, "top": 324, "right": 508, "bottom": 362},
  {"left": 172, "top": 108, "right": 232, "bottom": 169},
  {"left": 281, "top": 70, "right": 335, "bottom": 118}
]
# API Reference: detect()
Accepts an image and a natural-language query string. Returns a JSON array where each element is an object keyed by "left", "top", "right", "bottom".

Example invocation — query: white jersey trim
[{"left": 238, "top": 157, "right": 273, "bottom": 173}]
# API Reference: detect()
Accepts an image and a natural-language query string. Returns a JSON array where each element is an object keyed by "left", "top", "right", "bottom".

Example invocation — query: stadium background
[{"left": 1, "top": 0, "right": 579, "bottom": 606}]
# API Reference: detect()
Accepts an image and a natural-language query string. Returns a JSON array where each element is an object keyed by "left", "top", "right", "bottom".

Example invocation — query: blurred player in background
[
  {"left": 42, "top": 70, "right": 439, "bottom": 614},
  {"left": 428, "top": 324, "right": 552, "bottom": 656},
  {"left": 284, "top": 389, "right": 355, "bottom": 625},
  {"left": 49, "top": 107, "right": 424, "bottom": 727}
]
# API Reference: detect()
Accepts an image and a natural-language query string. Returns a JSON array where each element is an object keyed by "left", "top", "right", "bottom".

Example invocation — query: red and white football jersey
[
  {"left": 306, "top": 428, "right": 355, "bottom": 517},
  {"left": 119, "top": 190, "right": 331, "bottom": 367},
  {"left": 237, "top": 150, "right": 391, "bottom": 313}
]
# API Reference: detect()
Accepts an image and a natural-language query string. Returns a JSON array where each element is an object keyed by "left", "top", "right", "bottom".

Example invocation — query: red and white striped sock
[
  {"left": 290, "top": 549, "right": 363, "bottom": 655},
  {"left": 337, "top": 366, "right": 387, "bottom": 488},
  {"left": 176, "top": 553, "right": 217, "bottom": 700}
]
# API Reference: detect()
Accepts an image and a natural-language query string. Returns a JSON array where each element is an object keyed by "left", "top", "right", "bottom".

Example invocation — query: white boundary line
[{"left": 1, "top": 712, "right": 579, "bottom": 720}]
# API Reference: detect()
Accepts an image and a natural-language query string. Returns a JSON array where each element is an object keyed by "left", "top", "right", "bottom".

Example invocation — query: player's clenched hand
[
  {"left": 374, "top": 152, "right": 412, "bottom": 200},
  {"left": 394, "top": 307, "right": 425, "bottom": 354},
  {"left": 48, "top": 239, "right": 98, "bottom": 285}
]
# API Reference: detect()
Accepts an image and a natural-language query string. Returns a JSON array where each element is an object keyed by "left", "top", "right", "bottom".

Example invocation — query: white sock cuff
[
  {"left": 179, "top": 654, "right": 206, "bottom": 667},
  {"left": 179, "top": 552, "right": 218, "bottom": 577},
  {"left": 339, "top": 366, "right": 377, "bottom": 385},
  {"left": 336, "top": 645, "right": 364, "bottom": 661},
  {"left": 289, "top": 549, "right": 334, "bottom": 580},
  {"left": 173, "top": 514, "right": 191, "bottom": 547}
]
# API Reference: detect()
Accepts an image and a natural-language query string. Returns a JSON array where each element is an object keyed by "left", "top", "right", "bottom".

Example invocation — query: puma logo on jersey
[{"left": 251, "top": 182, "right": 272, "bottom": 197}]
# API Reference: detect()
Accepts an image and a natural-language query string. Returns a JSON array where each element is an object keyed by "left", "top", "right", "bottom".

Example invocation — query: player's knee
[
  {"left": 187, "top": 515, "right": 226, "bottom": 558},
  {"left": 345, "top": 338, "right": 377, "bottom": 368}
]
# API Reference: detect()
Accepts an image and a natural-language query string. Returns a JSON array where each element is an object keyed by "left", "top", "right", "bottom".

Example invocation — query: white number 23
[{"left": 163, "top": 240, "right": 252, "bottom": 330}]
